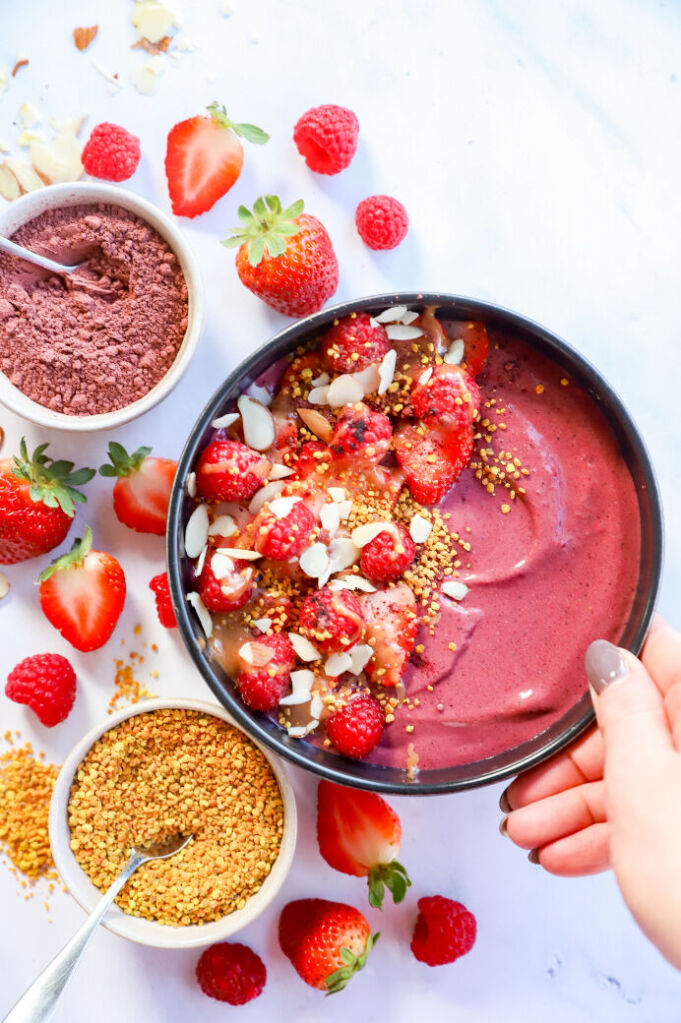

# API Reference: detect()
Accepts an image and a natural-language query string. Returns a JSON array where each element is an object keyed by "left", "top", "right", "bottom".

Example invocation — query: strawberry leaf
[
  {"left": 222, "top": 196, "right": 304, "bottom": 268},
  {"left": 99, "top": 442, "right": 151, "bottom": 478},
  {"left": 39, "top": 525, "right": 93, "bottom": 582},
  {"left": 324, "top": 933, "right": 379, "bottom": 996},
  {"left": 367, "top": 861, "right": 412, "bottom": 909},
  {"left": 12, "top": 437, "right": 94, "bottom": 518},
  {"left": 206, "top": 102, "right": 269, "bottom": 145}
]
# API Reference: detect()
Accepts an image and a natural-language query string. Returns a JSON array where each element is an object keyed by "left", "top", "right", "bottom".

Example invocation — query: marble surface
[{"left": 1, "top": 0, "right": 680, "bottom": 1019}]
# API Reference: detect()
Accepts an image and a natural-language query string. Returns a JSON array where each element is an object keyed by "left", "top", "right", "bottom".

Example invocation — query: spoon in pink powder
[{"left": 0, "top": 233, "right": 111, "bottom": 295}]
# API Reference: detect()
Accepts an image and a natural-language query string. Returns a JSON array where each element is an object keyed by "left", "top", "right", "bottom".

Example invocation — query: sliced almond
[
  {"left": 288, "top": 632, "right": 322, "bottom": 662},
  {"left": 186, "top": 592, "right": 212, "bottom": 637},
  {"left": 73, "top": 25, "right": 98, "bottom": 51},
  {"left": 309, "top": 693, "right": 324, "bottom": 719},
  {"left": 0, "top": 164, "right": 20, "bottom": 201},
  {"left": 307, "top": 385, "right": 330, "bottom": 405},
  {"left": 210, "top": 552, "right": 235, "bottom": 580},
  {"left": 253, "top": 617, "right": 272, "bottom": 633},
  {"left": 352, "top": 363, "right": 381, "bottom": 394},
  {"left": 279, "top": 692, "right": 312, "bottom": 707},
  {"left": 248, "top": 479, "right": 285, "bottom": 515},
  {"left": 269, "top": 463, "right": 294, "bottom": 481},
  {"left": 378, "top": 349, "right": 397, "bottom": 395},
  {"left": 351, "top": 521, "right": 392, "bottom": 548},
  {"left": 327, "top": 537, "right": 361, "bottom": 573},
  {"left": 444, "top": 338, "right": 465, "bottom": 365},
  {"left": 329, "top": 575, "right": 376, "bottom": 593},
  {"left": 311, "top": 372, "right": 330, "bottom": 387},
  {"left": 287, "top": 720, "right": 319, "bottom": 737},
  {"left": 327, "top": 487, "right": 347, "bottom": 503},
  {"left": 290, "top": 668, "right": 315, "bottom": 692},
  {"left": 207, "top": 514, "right": 237, "bottom": 537},
  {"left": 320, "top": 502, "right": 342, "bottom": 535},
  {"left": 442, "top": 579, "right": 469, "bottom": 600},
  {"left": 245, "top": 382, "right": 272, "bottom": 406},
  {"left": 269, "top": 496, "right": 301, "bottom": 519},
  {"left": 326, "top": 374, "right": 365, "bottom": 407},
  {"left": 325, "top": 652, "right": 352, "bottom": 677},
  {"left": 239, "top": 641, "right": 274, "bottom": 667},
  {"left": 385, "top": 324, "right": 424, "bottom": 341},
  {"left": 195, "top": 544, "right": 208, "bottom": 576},
  {"left": 401, "top": 309, "right": 420, "bottom": 324},
  {"left": 409, "top": 513, "right": 432, "bottom": 543},
  {"left": 186, "top": 471, "right": 197, "bottom": 498},
  {"left": 238, "top": 395, "right": 275, "bottom": 451},
  {"left": 375, "top": 305, "right": 408, "bottom": 323},
  {"left": 299, "top": 542, "right": 330, "bottom": 579},
  {"left": 418, "top": 367, "right": 433, "bottom": 386},
  {"left": 348, "top": 643, "right": 373, "bottom": 675},
  {"left": 211, "top": 411, "right": 240, "bottom": 430},
  {"left": 216, "top": 547, "right": 262, "bottom": 561},
  {"left": 5, "top": 158, "right": 43, "bottom": 193},
  {"left": 0, "top": 571, "right": 9, "bottom": 600},
  {"left": 184, "top": 504, "right": 209, "bottom": 558},
  {"left": 298, "top": 408, "right": 333, "bottom": 443},
  {"left": 30, "top": 133, "right": 83, "bottom": 184}
]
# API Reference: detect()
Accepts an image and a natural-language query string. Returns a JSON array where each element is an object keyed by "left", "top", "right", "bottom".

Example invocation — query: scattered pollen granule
[
  {"left": 109, "top": 647, "right": 157, "bottom": 713},
  {"left": 67, "top": 709, "right": 284, "bottom": 926},
  {"left": 0, "top": 741, "right": 59, "bottom": 886}
]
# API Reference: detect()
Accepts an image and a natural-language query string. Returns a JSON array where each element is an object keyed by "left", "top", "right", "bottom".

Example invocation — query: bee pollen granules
[{"left": 67, "top": 708, "right": 284, "bottom": 926}]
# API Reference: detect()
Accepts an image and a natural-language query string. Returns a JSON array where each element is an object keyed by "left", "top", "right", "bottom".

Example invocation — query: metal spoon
[
  {"left": 3, "top": 832, "right": 193, "bottom": 1023},
  {"left": 0, "top": 234, "right": 88, "bottom": 277}
]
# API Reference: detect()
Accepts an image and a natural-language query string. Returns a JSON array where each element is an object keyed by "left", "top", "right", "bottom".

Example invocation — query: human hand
[{"left": 500, "top": 617, "right": 681, "bottom": 970}]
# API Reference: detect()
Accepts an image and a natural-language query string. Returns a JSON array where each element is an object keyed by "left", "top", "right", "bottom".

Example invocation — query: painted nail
[
  {"left": 585, "top": 639, "right": 628, "bottom": 694},
  {"left": 528, "top": 849, "right": 540, "bottom": 865},
  {"left": 499, "top": 816, "right": 509, "bottom": 838},
  {"left": 499, "top": 788, "right": 511, "bottom": 813}
]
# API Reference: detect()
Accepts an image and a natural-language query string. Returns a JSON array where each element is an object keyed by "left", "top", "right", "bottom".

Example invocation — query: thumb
[{"left": 586, "top": 639, "right": 673, "bottom": 785}]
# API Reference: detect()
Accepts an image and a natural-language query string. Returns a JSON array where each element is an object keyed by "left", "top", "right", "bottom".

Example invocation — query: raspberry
[
  {"left": 321, "top": 314, "right": 389, "bottom": 374},
  {"left": 196, "top": 439, "right": 268, "bottom": 503},
  {"left": 5, "top": 653, "right": 76, "bottom": 727},
  {"left": 81, "top": 122, "right": 141, "bottom": 182},
  {"left": 326, "top": 694, "right": 384, "bottom": 759},
  {"left": 411, "top": 366, "right": 481, "bottom": 431},
  {"left": 355, "top": 195, "right": 408, "bottom": 250},
  {"left": 237, "top": 633, "right": 295, "bottom": 711},
  {"left": 330, "top": 402, "right": 392, "bottom": 463},
  {"left": 298, "top": 586, "right": 363, "bottom": 654},
  {"left": 199, "top": 552, "right": 255, "bottom": 613},
  {"left": 149, "top": 572, "right": 177, "bottom": 628},
  {"left": 293, "top": 104, "right": 359, "bottom": 175},
  {"left": 411, "top": 895, "right": 477, "bottom": 966},
  {"left": 360, "top": 523, "right": 416, "bottom": 584},
  {"left": 196, "top": 942, "right": 266, "bottom": 1004},
  {"left": 291, "top": 441, "right": 334, "bottom": 480},
  {"left": 253, "top": 499, "right": 316, "bottom": 560}
]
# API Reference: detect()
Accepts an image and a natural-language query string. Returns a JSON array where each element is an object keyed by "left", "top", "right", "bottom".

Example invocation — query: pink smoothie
[{"left": 368, "top": 328, "right": 641, "bottom": 770}]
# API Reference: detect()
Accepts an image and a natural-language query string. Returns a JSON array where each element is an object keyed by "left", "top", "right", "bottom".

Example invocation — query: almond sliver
[{"left": 238, "top": 395, "right": 275, "bottom": 451}]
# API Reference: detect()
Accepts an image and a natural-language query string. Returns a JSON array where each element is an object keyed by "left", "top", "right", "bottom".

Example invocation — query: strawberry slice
[
  {"left": 165, "top": 103, "right": 269, "bottom": 218},
  {"left": 317, "top": 781, "right": 411, "bottom": 909},
  {"left": 448, "top": 319, "right": 490, "bottom": 377},
  {"left": 99, "top": 442, "right": 177, "bottom": 536},
  {"left": 39, "top": 527, "right": 126, "bottom": 652},
  {"left": 359, "top": 583, "right": 417, "bottom": 688},
  {"left": 393, "top": 422, "right": 473, "bottom": 505}
]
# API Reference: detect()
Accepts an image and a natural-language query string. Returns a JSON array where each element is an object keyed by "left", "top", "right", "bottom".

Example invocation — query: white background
[{"left": 1, "top": 1, "right": 681, "bottom": 1019}]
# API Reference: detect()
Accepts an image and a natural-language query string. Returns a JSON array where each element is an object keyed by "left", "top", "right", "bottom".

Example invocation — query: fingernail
[
  {"left": 499, "top": 816, "right": 508, "bottom": 838},
  {"left": 528, "top": 849, "right": 540, "bottom": 865},
  {"left": 499, "top": 788, "right": 511, "bottom": 813},
  {"left": 585, "top": 639, "right": 628, "bottom": 694}
]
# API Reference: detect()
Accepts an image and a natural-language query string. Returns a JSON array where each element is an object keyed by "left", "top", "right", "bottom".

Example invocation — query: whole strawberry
[
  {"left": 279, "top": 898, "right": 378, "bottom": 992},
  {"left": 39, "top": 527, "right": 126, "bottom": 652},
  {"left": 411, "top": 895, "right": 477, "bottom": 966},
  {"left": 317, "top": 781, "right": 411, "bottom": 909},
  {"left": 100, "top": 442, "right": 177, "bottom": 536},
  {"left": 196, "top": 941, "right": 266, "bottom": 1004},
  {"left": 222, "top": 196, "right": 338, "bottom": 317},
  {"left": 0, "top": 439, "right": 94, "bottom": 565},
  {"left": 5, "top": 653, "right": 77, "bottom": 727}
]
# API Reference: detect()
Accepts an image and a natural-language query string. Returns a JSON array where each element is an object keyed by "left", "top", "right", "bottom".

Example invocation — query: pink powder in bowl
[{"left": 0, "top": 203, "right": 189, "bottom": 416}]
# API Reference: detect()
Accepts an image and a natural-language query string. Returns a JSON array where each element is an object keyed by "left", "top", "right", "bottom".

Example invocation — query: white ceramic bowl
[
  {"left": 48, "top": 698, "right": 297, "bottom": 949},
  {"left": 0, "top": 182, "right": 204, "bottom": 432}
]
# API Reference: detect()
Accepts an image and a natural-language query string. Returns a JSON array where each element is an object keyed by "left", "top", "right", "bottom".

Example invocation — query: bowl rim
[
  {"left": 166, "top": 291, "right": 664, "bottom": 795},
  {"left": 48, "top": 696, "right": 297, "bottom": 949},
  {"left": 0, "top": 181, "right": 204, "bottom": 432}
]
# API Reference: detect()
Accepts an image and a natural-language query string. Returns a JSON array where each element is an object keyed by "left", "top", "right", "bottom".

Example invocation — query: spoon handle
[
  {"left": 0, "top": 235, "right": 77, "bottom": 276},
  {"left": 2, "top": 852, "right": 145, "bottom": 1023}
]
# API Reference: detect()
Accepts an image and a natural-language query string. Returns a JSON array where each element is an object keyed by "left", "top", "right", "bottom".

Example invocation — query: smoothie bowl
[{"left": 166, "top": 293, "right": 662, "bottom": 794}]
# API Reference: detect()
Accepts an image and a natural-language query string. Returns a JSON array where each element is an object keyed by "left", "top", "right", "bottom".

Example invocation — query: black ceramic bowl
[{"left": 167, "top": 293, "right": 663, "bottom": 795}]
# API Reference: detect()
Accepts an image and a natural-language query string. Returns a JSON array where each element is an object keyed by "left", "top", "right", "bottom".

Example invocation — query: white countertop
[{"left": 1, "top": 1, "right": 680, "bottom": 1019}]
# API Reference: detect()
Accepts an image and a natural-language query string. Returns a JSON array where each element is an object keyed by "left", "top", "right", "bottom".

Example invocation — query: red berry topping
[
  {"left": 326, "top": 694, "right": 384, "bottom": 759},
  {"left": 321, "top": 314, "right": 389, "bottom": 374},
  {"left": 360, "top": 523, "right": 416, "bottom": 584},
  {"left": 196, "top": 942, "right": 266, "bottom": 1005},
  {"left": 411, "top": 365, "right": 481, "bottom": 431},
  {"left": 279, "top": 898, "right": 375, "bottom": 992},
  {"left": 293, "top": 104, "right": 359, "bottom": 175},
  {"left": 253, "top": 498, "right": 316, "bottom": 560},
  {"left": 236, "top": 633, "right": 295, "bottom": 711},
  {"left": 298, "top": 586, "right": 363, "bottom": 654},
  {"left": 394, "top": 423, "right": 473, "bottom": 505},
  {"left": 411, "top": 895, "right": 477, "bottom": 966},
  {"left": 195, "top": 439, "right": 269, "bottom": 503},
  {"left": 149, "top": 572, "right": 177, "bottom": 628},
  {"left": 330, "top": 402, "right": 392, "bottom": 463},
  {"left": 199, "top": 552, "right": 255, "bottom": 614},
  {"left": 81, "top": 122, "right": 141, "bottom": 182},
  {"left": 355, "top": 195, "right": 408, "bottom": 250},
  {"left": 291, "top": 441, "right": 334, "bottom": 481},
  {"left": 5, "top": 653, "right": 77, "bottom": 727}
]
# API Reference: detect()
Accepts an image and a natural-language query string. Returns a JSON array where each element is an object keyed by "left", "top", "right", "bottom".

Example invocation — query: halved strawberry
[
  {"left": 39, "top": 527, "right": 126, "bottom": 652},
  {"left": 449, "top": 320, "right": 490, "bottom": 377},
  {"left": 165, "top": 103, "right": 269, "bottom": 218},
  {"left": 317, "top": 781, "right": 411, "bottom": 909},
  {"left": 360, "top": 584, "right": 417, "bottom": 688},
  {"left": 99, "top": 442, "right": 177, "bottom": 536},
  {"left": 393, "top": 423, "right": 473, "bottom": 505}
]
